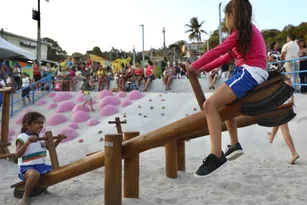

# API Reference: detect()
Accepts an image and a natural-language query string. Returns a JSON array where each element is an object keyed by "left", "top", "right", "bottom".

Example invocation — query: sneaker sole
[
  {"left": 194, "top": 161, "right": 228, "bottom": 178},
  {"left": 226, "top": 150, "right": 244, "bottom": 161}
]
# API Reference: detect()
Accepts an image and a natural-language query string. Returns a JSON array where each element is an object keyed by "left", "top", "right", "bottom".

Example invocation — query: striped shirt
[{"left": 16, "top": 133, "right": 47, "bottom": 166}]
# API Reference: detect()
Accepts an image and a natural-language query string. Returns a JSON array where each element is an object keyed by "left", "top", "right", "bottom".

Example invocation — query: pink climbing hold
[
  {"left": 72, "top": 104, "right": 90, "bottom": 113},
  {"left": 99, "top": 90, "right": 113, "bottom": 99},
  {"left": 99, "top": 96, "right": 120, "bottom": 108},
  {"left": 36, "top": 99, "right": 46, "bottom": 106},
  {"left": 67, "top": 122, "right": 79, "bottom": 129},
  {"left": 71, "top": 111, "right": 91, "bottom": 123},
  {"left": 57, "top": 127, "right": 78, "bottom": 143},
  {"left": 48, "top": 92, "right": 56, "bottom": 97},
  {"left": 75, "top": 93, "right": 85, "bottom": 103},
  {"left": 127, "top": 90, "right": 143, "bottom": 100},
  {"left": 48, "top": 103, "right": 57, "bottom": 109},
  {"left": 47, "top": 114, "right": 68, "bottom": 126},
  {"left": 121, "top": 100, "right": 132, "bottom": 107},
  {"left": 117, "top": 91, "right": 126, "bottom": 98},
  {"left": 87, "top": 119, "right": 100, "bottom": 126},
  {"left": 53, "top": 92, "right": 73, "bottom": 102},
  {"left": 15, "top": 109, "right": 32, "bottom": 124},
  {"left": 56, "top": 101, "right": 76, "bottom": 113},
  {"left": 100, "top": 104, "right": 119, "bottom": 116}
]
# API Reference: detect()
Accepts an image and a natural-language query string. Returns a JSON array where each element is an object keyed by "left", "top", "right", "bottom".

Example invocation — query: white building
[{"left": 1, "top": 30, "right": 49, "bottom": 61}]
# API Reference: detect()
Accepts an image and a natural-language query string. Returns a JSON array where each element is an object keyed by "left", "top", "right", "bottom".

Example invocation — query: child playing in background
[
  {"left": 267, "top": 77, "right": 300, "bottom": 164},
  {"left": 81, "top": 74, "right": 95, "bottom": 111},
  {"left": 15, "top": 112, "right": 66, "bottom": 205}
]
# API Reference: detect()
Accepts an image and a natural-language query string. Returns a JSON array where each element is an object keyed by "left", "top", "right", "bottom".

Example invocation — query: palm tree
[{"left": 185, "top": 17, "right": 207, "bottom": 43}]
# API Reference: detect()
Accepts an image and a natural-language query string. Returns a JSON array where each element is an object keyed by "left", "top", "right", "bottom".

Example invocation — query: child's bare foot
[
  {"left": 290, "top": 153, "right": 300, "bottom": 164},
  {"left": 19, "top": 198, "right": 28, "bottom": 205},
  {"left": 267, "top": 131, "right": 274, "bottom": 143}
]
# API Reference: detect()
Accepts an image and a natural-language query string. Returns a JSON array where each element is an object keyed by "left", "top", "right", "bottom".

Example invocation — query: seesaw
[{"left": 10, "top": 72, "right": 294, "bottom": 188}]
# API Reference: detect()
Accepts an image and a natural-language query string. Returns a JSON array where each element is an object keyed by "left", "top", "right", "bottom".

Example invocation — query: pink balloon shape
[
  {"left": 75, "top": 93, "right": 85, "bottom": 103},
  {"left": 117, "top": 91, "right": 126, "bottom": 98},
  {"left": 71, "top": 111, "right": 91, "bottom": 123},
  {"left": 15, "top": 109, "right": 32, "bottom": 124},
  {"left": 56, "top": 101, "right": 76, "bottom": 113},
  {"left": 48, "top": 92, "right": 56, "bottom": 97},
  {"left": 121, "top": 100, "right": 132, "bottom": 107},
  {"left": 87, "top": 119, "right": 100, "bottom": 126},
  {"left": 127, "top": 90, "right": 143, "bottom": 100},
  {"left": 36, "top": 99, "right": 46, "bottom": 106},
  {"left": 99, "top": 90, "right": 113, "bottom": 99},
  {"left": 53, "top": 92, "right": 73, "bottom": 102},
  {"left": 48, "top": 103, "right": 57, "bottom": 109},
  {"left": 0, "top": 127, "right": 16, "bottom": 141},
  {"left": 72, "top": 104, "right": 90, "bottom": 113},
  {"left": 99, "top": 96, "right": 120, "bottom": 108},
  {"left": 67, "top": 122, "right": 79, "bottom": 129},
  {"left": 100, "top": 104, "right": 119, "bottom": 116},
  {"left": 57, "top": 127, "right": 78, "bottom": 143},
  {"left": 47, "top": 114, "right": 68, "bottom": 126}
]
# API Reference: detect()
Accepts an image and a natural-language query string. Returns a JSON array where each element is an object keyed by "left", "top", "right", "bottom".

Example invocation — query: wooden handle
[
  {"left": 0, "top": 142, "right": 11, "bottom": 147},
  {"left": 0, "top": 153, "right": 15, "bottom": 159},
  {"left": 29, "top": 136, "right": 67, "bottom": 142}
]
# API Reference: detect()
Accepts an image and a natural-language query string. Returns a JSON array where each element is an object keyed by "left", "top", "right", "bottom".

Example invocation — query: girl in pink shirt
[{"left": 185, "top": 0, "right": 269, "bottom": 177}]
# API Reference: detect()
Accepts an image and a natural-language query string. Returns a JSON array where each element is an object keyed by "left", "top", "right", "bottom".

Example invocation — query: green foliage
[
  {"left": 154, "top": 65, "right": 162, "bottom": 78},
  {"left": 185, "top": 17, "right": 207, "bottom": 42},
  {"left": 43, "top": 37, "right": 67, "bottom": 61},
  {"left": 92, "top": 46, "right": 103, "bottom": 57}
]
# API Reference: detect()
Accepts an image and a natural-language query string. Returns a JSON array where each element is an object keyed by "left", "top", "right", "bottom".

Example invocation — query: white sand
[{"left": 1, "top": 92, "right": 307, "bottom": 205}]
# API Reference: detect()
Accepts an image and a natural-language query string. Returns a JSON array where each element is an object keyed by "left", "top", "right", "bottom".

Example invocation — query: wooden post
[
  {"left": 165, "top": 140, "right": 177, "bottom": 179},
  {"left": 0, "top": 91, "right": 11, "bottom": 155},
  {"left": 176, "top": 140, "right": 185, "bottom": 171},
  {"left": 104, "top": 134, "right": 122, "bottom": 205},
  {"left": 177, "top": 63, "right": 207, "bottom": 173},
  {"left": 45, "top": 131, "right": 60, "bottom": 170},
  {"left": 185, "top": 65, "right": 206, "bottom": 110},
  {"left": 108, "top": 117, "right": 126, "bottom": 134},
  {"left": 123, "top": 132, "right": 139, "bottom": 198}
]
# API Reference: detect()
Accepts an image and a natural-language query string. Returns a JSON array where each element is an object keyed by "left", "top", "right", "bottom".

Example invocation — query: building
[{"left": 0, "top": 29, "right": 50, "bottom": 61}]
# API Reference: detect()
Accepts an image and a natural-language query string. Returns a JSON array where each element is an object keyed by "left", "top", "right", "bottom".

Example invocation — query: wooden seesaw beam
[{"left": 23, "top": 74, "right": 293, "bottom": 189}]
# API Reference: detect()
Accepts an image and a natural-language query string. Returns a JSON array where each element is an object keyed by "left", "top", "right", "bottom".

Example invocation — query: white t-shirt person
[{"left": 282, "top": 41, "right": 299, "bottom": 61}]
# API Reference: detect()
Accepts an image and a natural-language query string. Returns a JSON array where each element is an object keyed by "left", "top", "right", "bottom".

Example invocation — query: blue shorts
[
  {"left": 18, "top": 164, "right": 52, "bottom": 181},
  {"left": 225, "top": 67, "right": 258, "bottom": 99}
]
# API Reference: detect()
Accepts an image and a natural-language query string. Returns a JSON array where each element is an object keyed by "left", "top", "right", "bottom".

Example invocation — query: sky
[{"left": 1, "top": 0, "right": 306, "bottom": 55}]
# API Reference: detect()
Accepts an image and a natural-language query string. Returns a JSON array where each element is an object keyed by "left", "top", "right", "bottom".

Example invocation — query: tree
[
  {"left": 185, "top": 17, "right": 207, "bottom": 43},
  {"left": 42, "top": 37, "right": 67, "bottom": 61},
  {"left": 92, "top": 46, "right": 103, "bottom": 57}
]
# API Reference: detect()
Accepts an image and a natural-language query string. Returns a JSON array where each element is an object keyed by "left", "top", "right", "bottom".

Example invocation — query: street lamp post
[
  {"left": 218, "top": 2, "right": 222, "bottom": 44},
  {"left": 139, "top": 24, "right": 145, "bottom": 68},
  {"left": 32, "top": 0, "right": 49, "bottom": 66}
]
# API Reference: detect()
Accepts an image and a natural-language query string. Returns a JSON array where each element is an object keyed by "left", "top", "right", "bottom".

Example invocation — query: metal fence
[
  {"left": 0, "top": 75, "right": 52, "bottom": 119},
  {"left": 267, "top": 56, "right": 307, "bottom": 91}
]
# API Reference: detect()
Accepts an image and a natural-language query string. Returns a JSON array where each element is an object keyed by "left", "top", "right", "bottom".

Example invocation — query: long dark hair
[
  {"left": 225, "top": 0, "right": 253, "bottom": 59},
  {"left": 21, "top": 112, "right": 45, "bottom": 133}
]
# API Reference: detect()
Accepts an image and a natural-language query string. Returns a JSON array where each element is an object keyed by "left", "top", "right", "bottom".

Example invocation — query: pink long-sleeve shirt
[{"left": 192, "top": 24, "right": 267, "bottom": 72}]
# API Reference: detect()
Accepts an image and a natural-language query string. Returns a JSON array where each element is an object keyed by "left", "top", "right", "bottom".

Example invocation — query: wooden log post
[
  {"left": 108, "top": 117, "right": 126, "bottom": 134},
  {"left": 165, "top": 140, "right": 177, "bottom": 178},
  {"left": 104, "top": 134, "right": 123, "bottom": 205},
  {"left": 45, "top": 131, "right": 60, "bottom": 170},
  {"left": 177, "top": 63, "right": 207, "bottom": 172},
  {"left": 123, "top": 132, "right": 140, "bottom": 198},
  {"left": 0, "top": 91, "right": 11, "bottom": 155},
  {"left": 176, "top": 140, "right": 186, "bottom": 171}
]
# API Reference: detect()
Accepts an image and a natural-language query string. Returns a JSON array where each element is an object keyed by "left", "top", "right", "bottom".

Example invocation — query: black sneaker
[
  {"left": 225, "top": 143, "right": 244, "bottom": 161},
  {"left": 194, "top": 152, "right": 227, "bottom": 178}
]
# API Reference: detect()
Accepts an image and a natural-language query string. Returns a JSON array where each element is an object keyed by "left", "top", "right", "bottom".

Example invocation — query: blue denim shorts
[
  {"left": 18, "top": 164, "right": 52, "bottom": 181},
  {"left": 225, "top": 67, "right": 258, "bottom": 99}
]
